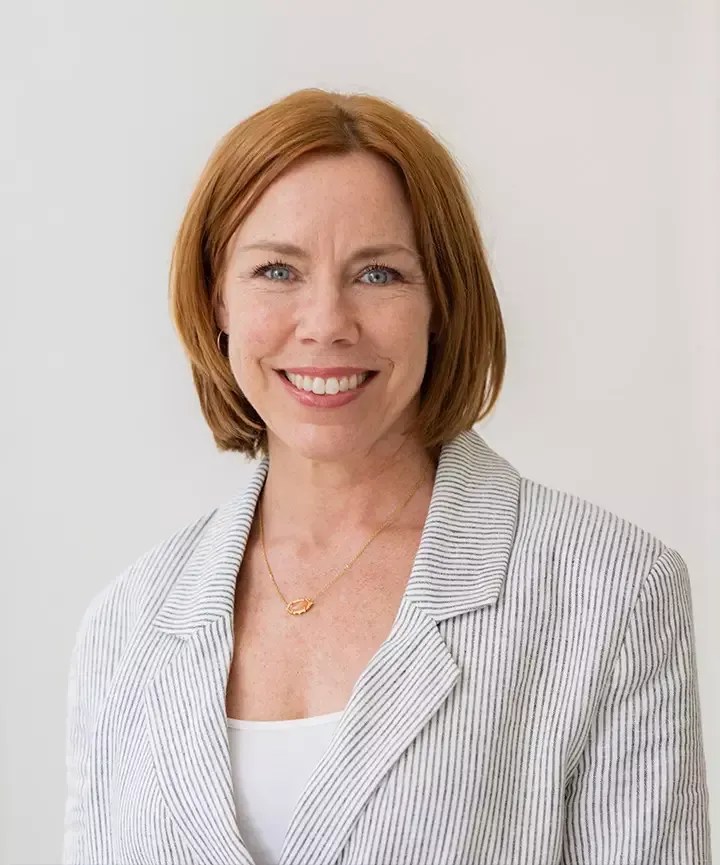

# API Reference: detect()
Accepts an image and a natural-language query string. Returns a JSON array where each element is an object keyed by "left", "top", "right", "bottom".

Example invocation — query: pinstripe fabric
[{"left": 62, "top": 428, "right": 711, "bottom": 865}]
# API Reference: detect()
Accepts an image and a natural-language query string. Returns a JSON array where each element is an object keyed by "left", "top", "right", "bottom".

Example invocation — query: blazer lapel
[
  {"left": 276, "top": 598, "right": 461, "bottom": 865},
  {"left": 144, "top": 616, "right": 251, "bottom": 865},
  {"left": 144, "top": 457, "right": 269, "bottom": 865},
  {"left": 143, "top": 428, "right": 520, "bottom": 865}
]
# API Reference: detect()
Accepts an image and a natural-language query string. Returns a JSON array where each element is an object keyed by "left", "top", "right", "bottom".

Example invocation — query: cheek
[
  {"left": 376, "top": 300, "right": 431, "bottom": 357},
  {"left": 231, "top": 302, "right": 284, "bottom": 358}
]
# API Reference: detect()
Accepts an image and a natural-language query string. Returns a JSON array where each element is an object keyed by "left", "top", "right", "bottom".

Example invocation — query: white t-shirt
[{"left": 227, "top": 710, "right": 344, "bottom": 865}]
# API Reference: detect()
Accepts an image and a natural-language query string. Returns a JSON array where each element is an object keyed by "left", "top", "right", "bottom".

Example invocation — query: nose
[{"left": 294, "top": 278, "right": 359, "bottom": 346}]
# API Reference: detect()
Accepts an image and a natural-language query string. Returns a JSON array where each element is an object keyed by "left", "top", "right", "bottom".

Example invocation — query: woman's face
[{"left": 216, "top": 150, "right": 433, "bottom": 463}]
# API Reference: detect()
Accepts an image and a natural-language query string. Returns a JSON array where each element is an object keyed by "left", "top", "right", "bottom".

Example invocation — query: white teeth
[{"left": 282, "top": 371, "right": 371, "bottom": 394}]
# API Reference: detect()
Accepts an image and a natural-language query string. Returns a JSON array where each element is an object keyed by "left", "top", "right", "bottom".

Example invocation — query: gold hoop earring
[{"left": 216, "top": 330, "right": 225, "bottom": 355}]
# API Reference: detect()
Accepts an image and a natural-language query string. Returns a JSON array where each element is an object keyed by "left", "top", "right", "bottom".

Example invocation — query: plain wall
[{"left": 3, "top": 0, "right": 717, "bottom": 862}]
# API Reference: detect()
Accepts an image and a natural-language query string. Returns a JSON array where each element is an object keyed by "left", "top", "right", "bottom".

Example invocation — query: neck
[{"left": 258, "top": 434, "right": 439, "bottom": 554}]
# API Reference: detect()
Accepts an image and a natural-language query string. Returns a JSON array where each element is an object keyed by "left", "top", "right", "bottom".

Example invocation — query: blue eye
[
  {"left": 360, "top": 264, "right": 401, "bottom": 285},
  {"left": 251, "top": 260, "right": 291, "bottom": 280}
]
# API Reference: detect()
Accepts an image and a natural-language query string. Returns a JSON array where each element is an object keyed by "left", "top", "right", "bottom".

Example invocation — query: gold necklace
[{"left": 258, "top": 462, "right": 432, "bottom": 615}]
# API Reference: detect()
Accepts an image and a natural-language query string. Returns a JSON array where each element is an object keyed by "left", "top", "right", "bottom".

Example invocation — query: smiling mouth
[{"left": 278, "top": 370, "right": 378, "bottom": 395}]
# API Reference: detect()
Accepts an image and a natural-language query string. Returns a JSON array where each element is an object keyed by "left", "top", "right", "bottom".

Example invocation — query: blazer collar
[{"left": 152, "top": 427, "right": 521, "bottom": 638}]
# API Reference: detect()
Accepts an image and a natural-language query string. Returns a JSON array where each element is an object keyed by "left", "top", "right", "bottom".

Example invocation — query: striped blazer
[{"left": 63, "top": 428, "right": 711, "bottom": 865}]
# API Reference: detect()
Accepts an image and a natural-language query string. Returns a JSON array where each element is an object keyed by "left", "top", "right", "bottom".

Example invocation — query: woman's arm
[
  {"left": 562, "top": 547, "right": 712, "bottom": 864},
  {"left": 62, "top": 616, "right": 92, "bottom": 865}
]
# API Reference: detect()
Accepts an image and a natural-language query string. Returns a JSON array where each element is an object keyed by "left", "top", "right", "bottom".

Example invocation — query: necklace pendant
[{"left": 287, "top": 597, "right": 314, "bottom": 615}]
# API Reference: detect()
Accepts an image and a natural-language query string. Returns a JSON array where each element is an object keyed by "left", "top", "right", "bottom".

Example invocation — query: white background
[{"left": 3, "top": 1, "right": 718, "bottom": 862}]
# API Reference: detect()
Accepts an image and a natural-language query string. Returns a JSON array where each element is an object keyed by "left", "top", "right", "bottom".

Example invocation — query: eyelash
[{"left": 249, "top": 259, "right": 403, "bottom": 283}]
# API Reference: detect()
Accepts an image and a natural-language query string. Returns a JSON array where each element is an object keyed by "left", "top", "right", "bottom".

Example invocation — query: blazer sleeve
[
  {"left": 561, "top": 546, "right": 712, "bottom": 864},
  {"left": 62, "top": 608, "right": 93, "bottom": 865}
]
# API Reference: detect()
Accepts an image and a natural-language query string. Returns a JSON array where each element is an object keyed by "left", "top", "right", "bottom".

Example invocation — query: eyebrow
[{"left": 235, "top": 241, "right": 423, "bottom": 264}]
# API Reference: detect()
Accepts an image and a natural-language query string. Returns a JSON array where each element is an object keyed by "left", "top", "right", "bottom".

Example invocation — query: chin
[{"left": 269, "top": 423, "right": 384, "bottom": 464}]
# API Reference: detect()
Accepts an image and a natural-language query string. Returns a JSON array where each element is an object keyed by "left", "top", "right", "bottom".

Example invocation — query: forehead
[{"left": 232, "top": 151, "right": 415, "bottom": 245}]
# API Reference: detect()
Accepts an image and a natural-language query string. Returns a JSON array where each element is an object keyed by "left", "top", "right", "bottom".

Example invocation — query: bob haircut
[{"left": 169, "top": 88, "right": 506, "bottom": 460}]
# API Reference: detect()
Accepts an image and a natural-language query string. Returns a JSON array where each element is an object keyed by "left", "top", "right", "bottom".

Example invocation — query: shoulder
[
  {"left": 517, "top": 473, "right": 666, "bottom": 555},
  {"left": 515, "top": 472, "right": 685, "bottom": 610},
  {"left": 67, "top": 503, "right": 219, "bottom": 689}
]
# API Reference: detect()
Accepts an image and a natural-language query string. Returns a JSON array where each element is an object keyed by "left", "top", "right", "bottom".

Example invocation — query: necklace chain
[{"left": 258, "top": 462, "right": 432, "bottom": 615}]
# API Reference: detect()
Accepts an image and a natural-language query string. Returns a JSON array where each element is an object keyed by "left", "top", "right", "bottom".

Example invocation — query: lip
[
  {"left": 276, "top": 369, "right": 377, "bottom": 408},
  {"left": 278, "top": 366, "right": 375, "bottom": 377}
]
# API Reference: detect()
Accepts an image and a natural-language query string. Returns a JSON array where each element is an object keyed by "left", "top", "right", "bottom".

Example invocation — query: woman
[{"left": 63, "top": 88, "right": 710, "bottom": 865}]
